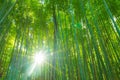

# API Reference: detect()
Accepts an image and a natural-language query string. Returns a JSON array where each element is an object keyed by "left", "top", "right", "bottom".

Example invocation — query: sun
[
  {"left": 28, "top": 51, "right": 47, "bottom": 76},
  {"left": 34, "top": 51, "right": 46, "bottom": 65}
]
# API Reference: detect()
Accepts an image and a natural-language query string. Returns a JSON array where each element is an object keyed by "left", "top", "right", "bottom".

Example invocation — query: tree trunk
[{"left": 51, "top": 5, "right": 58, "bottom": 80}]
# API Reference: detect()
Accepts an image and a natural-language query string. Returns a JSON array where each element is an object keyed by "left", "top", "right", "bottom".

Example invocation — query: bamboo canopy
[{"left": 0, "top": 0, "right": 120, "bottom": 80}]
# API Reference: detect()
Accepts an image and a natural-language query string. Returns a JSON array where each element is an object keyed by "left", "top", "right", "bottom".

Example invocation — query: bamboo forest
[{"left": 0, "top": 0, "right": 120, "bottom": 80}]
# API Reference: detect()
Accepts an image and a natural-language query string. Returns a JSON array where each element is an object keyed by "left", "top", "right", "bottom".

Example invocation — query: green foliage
[{"left": 0, "top": 0, "right": 119, "bottom": 80}]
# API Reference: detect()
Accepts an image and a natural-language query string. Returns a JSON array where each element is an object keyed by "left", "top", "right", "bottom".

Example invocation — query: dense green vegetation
[{"left": 0, "top": 0, "right": 120, "bottom": 80}]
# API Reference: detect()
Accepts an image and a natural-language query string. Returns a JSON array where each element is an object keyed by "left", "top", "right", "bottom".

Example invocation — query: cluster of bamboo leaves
[{"left": 0, "top": 0, "right": 120, "bottom": 80}]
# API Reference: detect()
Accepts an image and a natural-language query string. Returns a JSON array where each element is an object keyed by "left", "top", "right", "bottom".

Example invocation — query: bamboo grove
[{"left": 0, "top": 0, "right": 120, "bottom": 80}]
